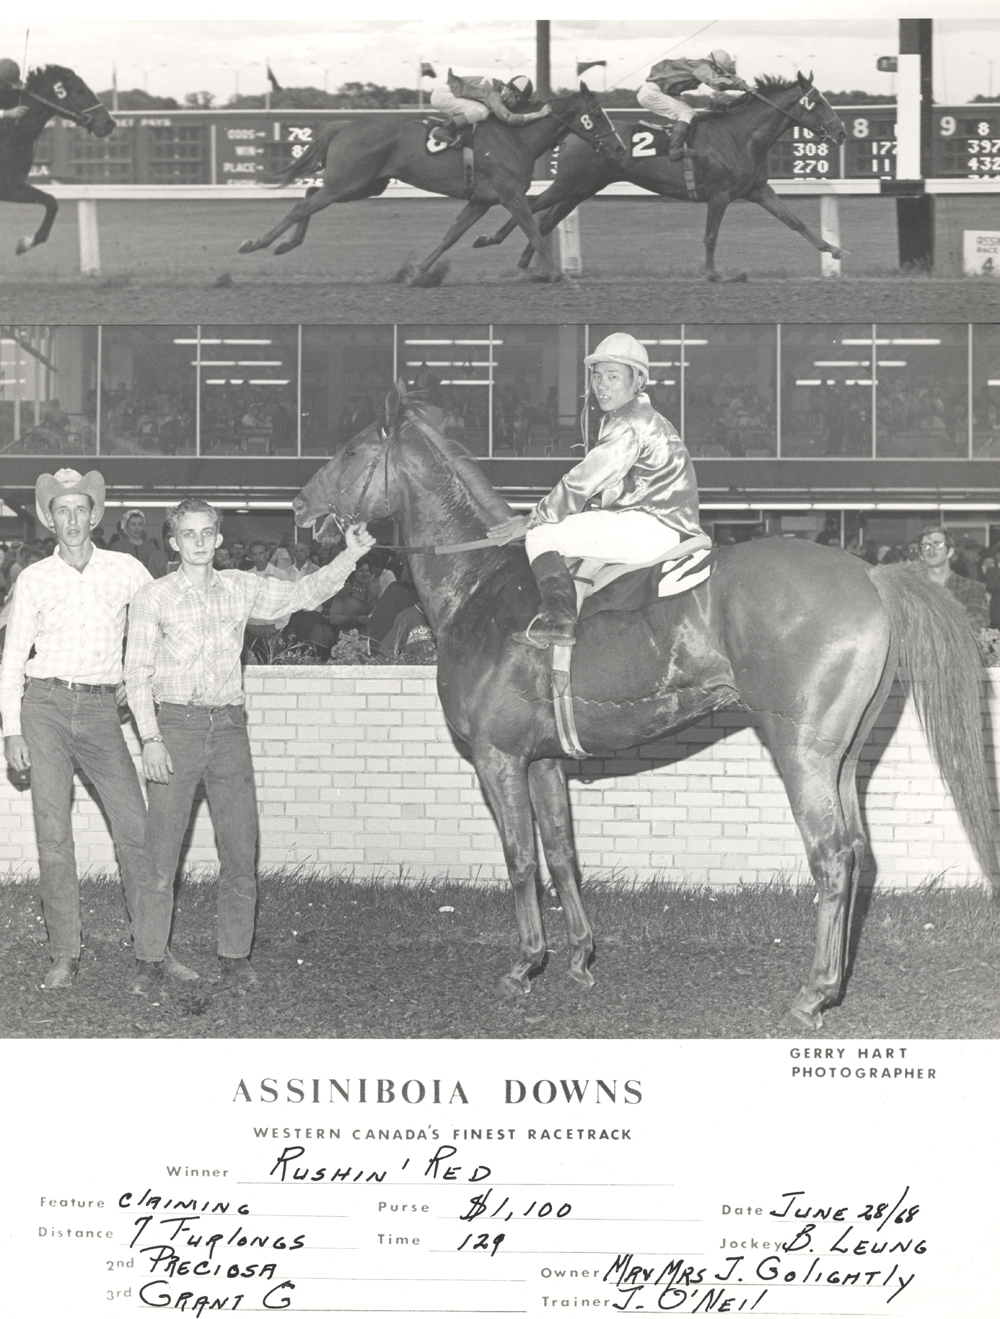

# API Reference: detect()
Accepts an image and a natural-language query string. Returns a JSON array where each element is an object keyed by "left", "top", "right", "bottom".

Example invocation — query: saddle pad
[
  {"left": 577, "top": 542, "right": 713, "bottom": 621},
  {"left": 424, "top": 121, "right": 474, "bottom": 154},
  {"left": 629, "top": 124, "right": 672, "bottom": 159}
]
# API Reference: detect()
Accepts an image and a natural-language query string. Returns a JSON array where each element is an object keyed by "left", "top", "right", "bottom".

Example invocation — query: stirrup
[{"left": 513, "top": 614, "right": 577, "bottom": 650}]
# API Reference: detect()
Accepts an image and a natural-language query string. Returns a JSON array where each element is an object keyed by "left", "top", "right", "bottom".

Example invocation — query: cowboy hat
[{"left": 35, "top": 468, "right": 106, "bottom": 526}]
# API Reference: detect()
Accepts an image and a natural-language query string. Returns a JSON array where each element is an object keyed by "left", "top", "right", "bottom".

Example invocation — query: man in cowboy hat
[
  {"left": 0, "top": 469, "right": 196, "bottom": 990},
  {"left": 0, "top": 57, "right": 28, "bottom": 122},
  {"left": 636, "top": 49, "right": 749, "bottom": 159},
  {"left": 487, "top": 333, "right": 703, "bottom": 647}
]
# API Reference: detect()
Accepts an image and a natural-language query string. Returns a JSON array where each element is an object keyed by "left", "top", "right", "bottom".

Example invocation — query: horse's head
[
  {"left": 26, "top": 65, "right": 115, "bottom": 136},
  {"left": 293, "top": 386, "right": 404, "bottom": 539},
  {"left": 550, "top": 84, "right": 627, "bottom": 162},
  {"left": 786, "top": 72, "right": 846, "bottom": 147}
]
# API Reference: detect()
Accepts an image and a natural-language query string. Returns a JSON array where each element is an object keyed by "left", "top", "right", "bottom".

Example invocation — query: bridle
[
  {"left": 547, "top": 99, "right": 625, "bottom": 160},
  {"left": 747, "top": 83, "right": 842, "bottom": 146},
  {"left": 19, "top": 77, "right": 105, "bottom": 130}
]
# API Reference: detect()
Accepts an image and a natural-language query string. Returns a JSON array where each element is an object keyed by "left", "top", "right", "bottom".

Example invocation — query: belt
[
  {"left": 36, "top": 676, "right": 118, "bottom": 695},
  {"left": 157, "top": 701, "right": 243, "bottom": 713}
]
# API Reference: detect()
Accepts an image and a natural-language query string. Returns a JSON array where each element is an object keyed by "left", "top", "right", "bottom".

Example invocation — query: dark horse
[
  {"left": 294, "top": 387, "right": 998, "bottom": 1029},
  {"left": 0, "top": 65, "right": 115, "bottom": 256},
  {"left": 472, "top": 73, "right": 847, "bottom": 281},
  {"left": 236, "top": 85, "right": 625, "bottom": 285}
]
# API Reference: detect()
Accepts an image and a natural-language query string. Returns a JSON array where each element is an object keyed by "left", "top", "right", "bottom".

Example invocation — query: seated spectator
[
  {"left": 979, "top": 544, "right": 1000, "bottom": 629},
  {"left": 367, "top": 568, "right": 420, "bottom": 656},
  {"left": 814, "top": 517, "right": 840, "bottom": 547},
  {"left": 916, "top": 526, "right": 989, "bottom": 629},
  {"left": 325, "top": 560, "right": 380, "bottom": 634}
]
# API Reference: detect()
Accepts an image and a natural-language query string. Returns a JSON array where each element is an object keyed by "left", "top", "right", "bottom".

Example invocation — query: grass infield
[{"left": 2, "top": 871, "right": 998, "bottom": 1040}]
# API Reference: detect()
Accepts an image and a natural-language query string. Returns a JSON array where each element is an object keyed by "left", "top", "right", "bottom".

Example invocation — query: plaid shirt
[
  {"left": 0, "top": 547, "right": 152, "bottom": 737},
  {"left": 124, "top": 553, "right": 361, "bottom": 740}
]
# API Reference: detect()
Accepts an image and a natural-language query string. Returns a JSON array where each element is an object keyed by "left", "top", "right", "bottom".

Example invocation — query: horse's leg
[
  {"left": 745, "top": 183, "right": 849, "bottom": 259},
  {"left": 757, "top": 723, "right": 858, "bottom": 1030},
  {"left": 528, "top": 758, "right": 594, "bottom": 987},
  {"left": 410, "top": 199, "right": 493, "bottom": 281},
  {"left": 238, "top": 177, "right": 374, "bottom": 254},
  {"left": 473, "top": 744, "right": 547, "bottom": 994},
  {"left": 702, "top": 191, "right": 736, "bottom": 281},
  {"left": 0, "top": 182, "right": 59, "bottom": 254},
  {"left": 272, "top": 186, "right": 320, "bottom": 255},
  {"left": 494, "top": 186, "right": 563, "bottom": 282},
  {"left": 514, "top": 200, "right": 585, "bottom": 273}
]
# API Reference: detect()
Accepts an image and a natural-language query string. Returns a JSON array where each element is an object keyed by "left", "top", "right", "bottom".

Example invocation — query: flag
[
  {"left": 421, "top": 62, "right": 437, "bottom": 78},
  {"left": 576, "top": 60, "right": 607, "bottom": 76},
  {"left": 266, "top": 63, "right": 282, "bottom": 92}
]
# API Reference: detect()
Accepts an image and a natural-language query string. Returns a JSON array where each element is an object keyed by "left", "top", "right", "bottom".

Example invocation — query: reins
[{"left": 745, "top": 84, "right": 839, "bottom": 143}]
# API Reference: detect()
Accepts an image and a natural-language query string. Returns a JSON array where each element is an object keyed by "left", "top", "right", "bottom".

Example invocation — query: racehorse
[
  {"left": 471, "top": 73, "right": 847, "bottom": 281},
  {"left": 0, "top": 65, "right": 115, "bottom": 257},
  {"left": 294, "top": 386, "right": 999, "bottom": 1030},
  {"left": 236, "top": 85, "right": 625, "bottom": 285}
]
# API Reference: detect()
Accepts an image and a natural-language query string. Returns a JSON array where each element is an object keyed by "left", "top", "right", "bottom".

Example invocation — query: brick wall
[{"left": 2, "top": 668, "right": 997, "bottom": 887}]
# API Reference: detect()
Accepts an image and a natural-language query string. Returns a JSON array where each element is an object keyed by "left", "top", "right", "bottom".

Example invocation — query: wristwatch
[{"left": 142, "top": 735, "right": 164, "bottom": 745}]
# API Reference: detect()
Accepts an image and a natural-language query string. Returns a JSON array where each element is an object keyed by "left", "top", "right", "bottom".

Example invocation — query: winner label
[{"left": 5, "top": 1039, "right": 998, "bottom": 1317}]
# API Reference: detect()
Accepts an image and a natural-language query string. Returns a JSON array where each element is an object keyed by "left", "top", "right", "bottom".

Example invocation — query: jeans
[
  {"left": 136, "top": 704, "right": 259, "bottom": 961},
  {"left": 21, "top": 678, "right": 151, "bottom": 959}
]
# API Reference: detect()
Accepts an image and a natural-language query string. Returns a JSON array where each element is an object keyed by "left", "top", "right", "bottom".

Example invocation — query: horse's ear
[
  {"left": 580, "top": 80, "right": 590, "bottom": 94},
  {"left": 384, "top": 380, "right": 405, "bottom": 433}
]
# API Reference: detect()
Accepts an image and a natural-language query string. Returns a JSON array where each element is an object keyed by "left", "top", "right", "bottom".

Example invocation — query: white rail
[{"left": 37, "top": 178, "right": 1000, "bottom": 276}]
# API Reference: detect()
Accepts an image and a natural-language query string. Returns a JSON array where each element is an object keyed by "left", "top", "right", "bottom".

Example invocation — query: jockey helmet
[
  {"left": 709, "top": 49, "right": 736, "bottom": 74},
  {"left": 507, "top": 75, "right": 534, "bottom": 103},
  {"left": 0, "top": 58, "right": 22, "bottom": 86},
  {"left": 584, "top": 333, "right": 650, "bottom": 387}
]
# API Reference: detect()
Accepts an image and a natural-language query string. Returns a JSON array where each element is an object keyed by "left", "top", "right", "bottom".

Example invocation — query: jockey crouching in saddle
[
  {"left": 427, "top": 69, "right": 551, "bottom": 148},
  {"left": 0, "top": 58, "right": 29, "bottom": 122},
  {"left": 636, "top": 49, "right": 749, "bottom": 159},
  {"left": 488, "top": 333, "right": 703, "bottom": 649}
]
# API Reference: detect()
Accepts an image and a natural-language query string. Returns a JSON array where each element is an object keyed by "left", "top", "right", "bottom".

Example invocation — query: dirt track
[{"left": 3, "top": 194, "right": 999, "bottom": 323}]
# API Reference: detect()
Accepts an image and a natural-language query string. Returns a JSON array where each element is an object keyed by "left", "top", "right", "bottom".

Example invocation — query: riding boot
[
  {"left": 514, "top": 552, "right": 578, "bottom": 649},
  {"left": 430, "top": 118, "right": 461, "bottom": 148},
  {"left": 668, "top": 120, "right": 691, "bottom": 160}
]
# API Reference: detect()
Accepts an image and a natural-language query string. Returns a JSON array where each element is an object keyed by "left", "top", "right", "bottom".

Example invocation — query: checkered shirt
[
  {"left": 0, "top": 547, "right": 152, "bottom": 737},
  {"left": 124, "top": 552, "right": 361, "bottom": 741}
]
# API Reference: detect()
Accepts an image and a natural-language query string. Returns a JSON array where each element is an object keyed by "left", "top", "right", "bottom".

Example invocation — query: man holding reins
[
  {"left": 636, "top": 49, "right": 749, "bottom": 159},
  {"left": 428, "top": 69, "right": 551, "bottom": 147},
  {"left": 0, "top": 57, "right": 28, "bottom": 121},
  {"left": 488, "top": 333, "right": 703, "bottom": 649}
]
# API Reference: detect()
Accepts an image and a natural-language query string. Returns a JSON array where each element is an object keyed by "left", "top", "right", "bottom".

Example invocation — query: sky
[{"left": 4, "top": 16, "right": 1000, "bottom": 105}]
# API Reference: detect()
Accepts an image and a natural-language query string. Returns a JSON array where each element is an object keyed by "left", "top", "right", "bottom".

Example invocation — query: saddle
[
  {"left": 424, "top": 119, "right": 476, "bottom": 198},
  {"left": 548, "top": 536, "right": 714, "bottom": 758}
]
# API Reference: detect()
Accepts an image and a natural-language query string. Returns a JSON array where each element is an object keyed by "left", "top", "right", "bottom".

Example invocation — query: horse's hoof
[
  {"left": 831, "top": 247, "right": 850, "bottom": 259},
  {"left": 705, "top": 272, "right": 721, "bottom": 283},
  {"left": 498, "top": 974, "right": 530, "bottom": 999},
  {"left": 393, "top": 259, "right": 416, "bottom": 284},
  {"left": 409, "top": 260, "right": 450, "bottom": 288},
  {"left": 568, "top": 966, "right": 595, "bottom": 990},
  {"left": 236, "top": 239, "right": 257, "bottom": 254},
  {"left": 784, "top": 1005, "right": 823, "bottom": 1030},
  {"left": 472, "top": 235, "right": 493, "bottom": 249},
  {"left": 15, "top": 237, "right": 33, "bottom": 256},
  {"left": 729, "top": 272, "right": 749, "bottom": 283},
  {"left": 273, "top": 241, "right": 296, "bottom": 256}
]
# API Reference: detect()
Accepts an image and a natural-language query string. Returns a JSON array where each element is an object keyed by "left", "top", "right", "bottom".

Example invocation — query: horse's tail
[
  {"left": 265, "top": 123, "right": 347, "bottom": 186},
  {"left": 868, "top": 562, "right": 999, "bottom": 889}
]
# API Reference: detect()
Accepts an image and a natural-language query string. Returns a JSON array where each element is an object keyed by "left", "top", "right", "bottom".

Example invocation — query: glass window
[
  {"left": 99, "top": 325, "right": 196, "bottom": 456},
  {"left": 1, "top": 326, "right": 98, "bottom": 458},
  {"left": 493, "top": 325, "right": 585, "bottom": 459},
  {"left": 198, "top": 325, "right": 300, "bottom": 457},
  {"left": 779, "top": 324, "right": 873, "bottom": 458},
  {"left": 971, "top": 324, "right": 1000, "bottom": 458},
  {"left": 872, "top": 324, "right": 968, "bottom": 459},
  {"left": 684, "top": 325, "right": 777, "bottom": 457},
  {"left": 301, "top": 325, "right": 394, "bottom": 456}
]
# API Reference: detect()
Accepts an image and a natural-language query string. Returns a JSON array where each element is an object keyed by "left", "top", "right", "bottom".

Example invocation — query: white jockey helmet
[
  {"left": 584, "top": 333, "right": 650, "bottom": 388},
  {"left": 709, "top": 50, "right": 736, "bottom": 74},
  {"left": 507, "top": 75, "right": 533, "bottom": 101}
]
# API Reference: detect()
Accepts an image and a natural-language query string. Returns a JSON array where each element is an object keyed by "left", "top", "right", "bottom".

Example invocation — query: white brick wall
[{"left": 2, "top": 668, "right": 997, "bottom": 888}]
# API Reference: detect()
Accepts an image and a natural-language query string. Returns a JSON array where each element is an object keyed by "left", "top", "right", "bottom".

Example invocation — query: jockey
[
  {"left": 636, "top": 49, "right": 749, "bottom": 159},
  {"left": 0, "top": 57, "right": 28, "bottom": 121},
  {"left": 488, "top": 333, "right": 703, "bottom": 649},
  {"left": 428, "top": 69, "right": 551, "bottom": 147}
]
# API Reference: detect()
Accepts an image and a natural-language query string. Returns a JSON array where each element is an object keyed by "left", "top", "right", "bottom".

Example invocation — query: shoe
[
  {"left": 41, "top": 958, "right": 79, "bottom": 990},
  {"left": 163, "top": 949, "right": 200, "bottom": 982},
  {"left": 130, "top": 959, "right": 163, "bottom": 996},
  {"left": 513, "top": 552, "right": 578, "bottom": 649},
  {"left": 668, "top": 121, "right": 691, "bottom": 161},
  {"left": 220, "top": 956, "right": 260, "bottom": 993}
]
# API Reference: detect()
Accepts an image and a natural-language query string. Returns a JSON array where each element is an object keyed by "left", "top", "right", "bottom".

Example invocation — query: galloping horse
[
  {"left": 472, "top": 73, "right": 847, "bottom": 281},
  {"left": 0, "top": 65, "right": 115, "bottom": 256},
  {"left": 237, "top": 85, "right": 625, "bottom": 285},
  {"left": 294, "top": 387, "right": 998, "bottom": 1029}
]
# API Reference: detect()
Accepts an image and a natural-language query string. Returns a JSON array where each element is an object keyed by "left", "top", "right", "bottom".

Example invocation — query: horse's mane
[
  {"left": 693, "top": 73, "right": 809, "bottom": 119},
  {"left": 400, "top": 396, "right": 510, "bottom": 519},
  {"left": 26, "top": 65, "right": 74, "bottom": 89}
]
